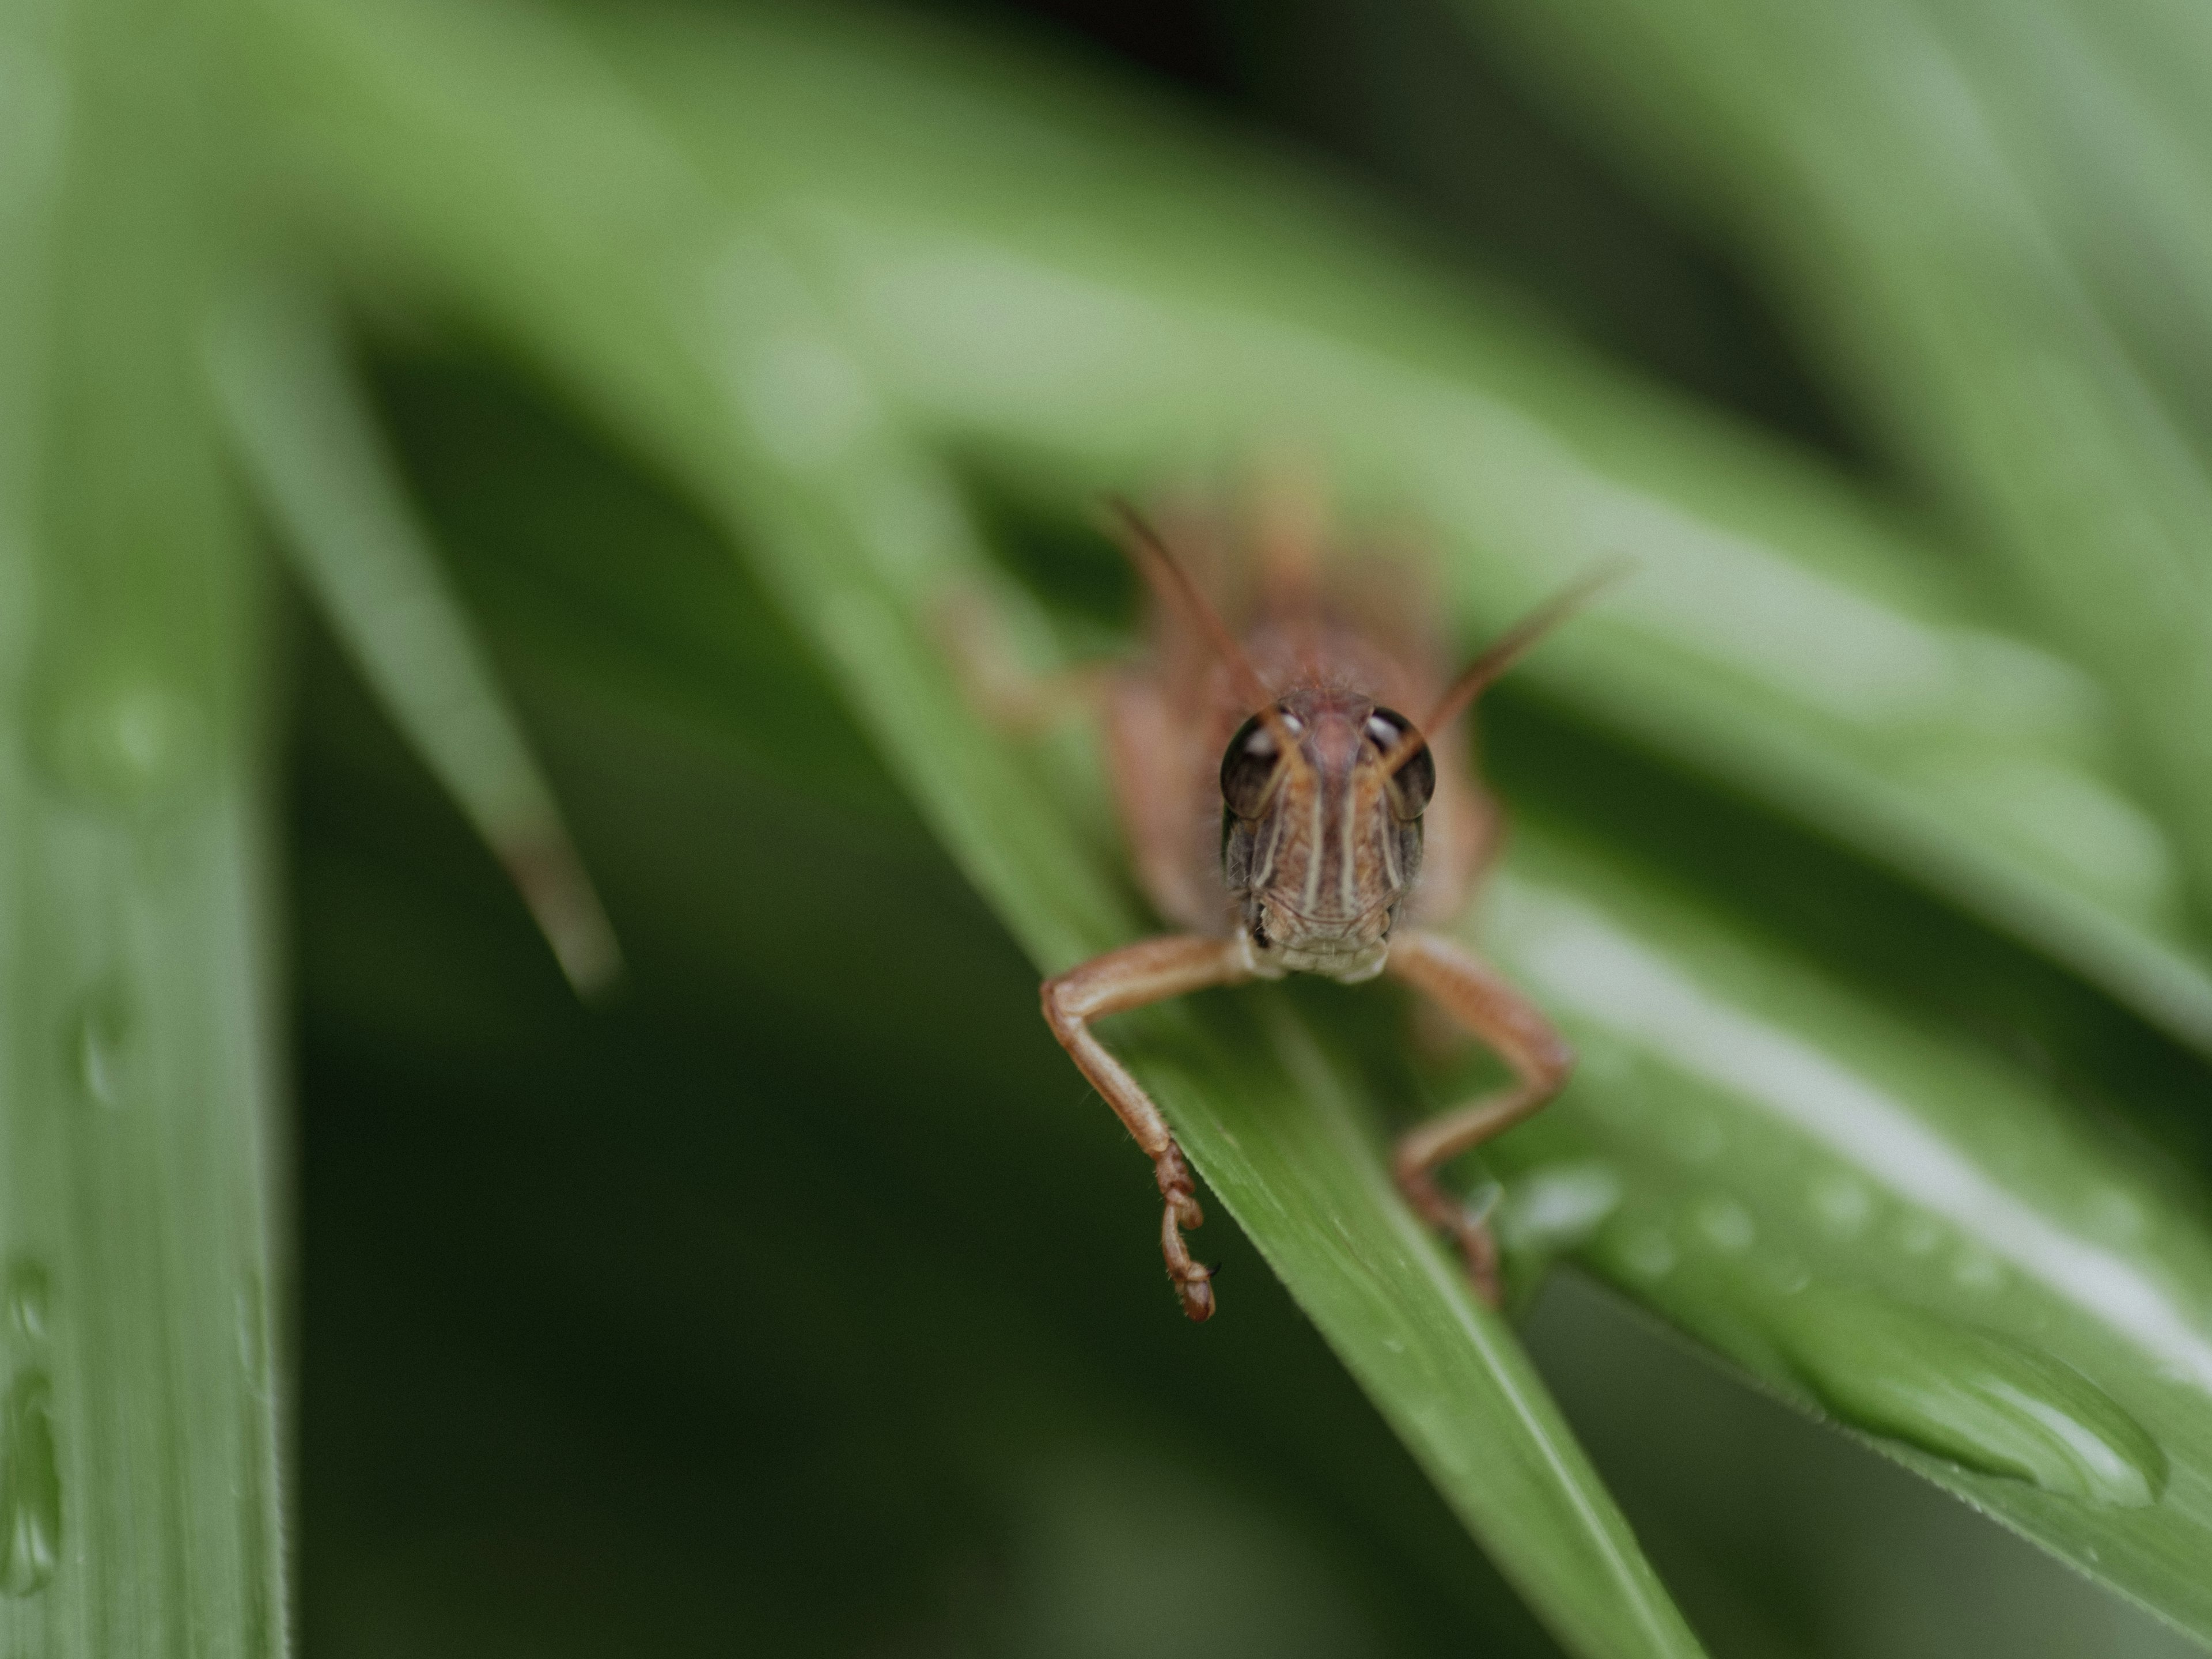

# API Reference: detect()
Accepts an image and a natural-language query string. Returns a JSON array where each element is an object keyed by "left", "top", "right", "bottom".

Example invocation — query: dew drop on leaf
[
  {"left": 1616, "top": 1224, "right": 1678, "bottom": 1282},
  {"left": 65, "top": 982, "right": 135, "bottom": 1110},
  {"left": 35, "top": 671, "right": 207, "bottom": 813},
  {"left": 1895, "top": 1213, "right": 1943, "bottom": 1256},
  {"left": 1809, "top": 1171, "right": 1873, "bottom": 1237},
  {"left": 1950, "top": 1246, "right": 2006, "bottom": 1293},
  {"left": 1692, "top": 1195, "right": 1756, "bottom": 1253},
  {"left": 0, "top": 1369, "right": 58, "bottom": 1596},
  {"left": 4, "top": 1263, "right": 48, "bottom": 1344},
  {"left": 1499, "top": 1162, "right": 1622, "bottom": 1257},
  {"left": 1772, "top": 1289, "right": 2166, "bottom": 1508}
]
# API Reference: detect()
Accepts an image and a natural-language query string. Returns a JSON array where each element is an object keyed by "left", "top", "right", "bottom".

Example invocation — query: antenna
[
  {"left": 1383, "top": 561, "right": 1630, "bottom": 777},
  {"left": 1105, "top": 498, "right": 1308, "bottom": 781}
]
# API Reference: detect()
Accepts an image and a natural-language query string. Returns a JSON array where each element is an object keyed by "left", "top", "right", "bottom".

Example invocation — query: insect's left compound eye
[
  {"left": 1220, "top": 713, "right": 1286, "bottom": 819},
  {"left": 1366, "top": 707, "right": 1435, "bottom": 820}
]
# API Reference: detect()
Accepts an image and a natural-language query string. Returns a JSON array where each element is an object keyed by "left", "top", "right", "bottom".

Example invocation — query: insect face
[{"left": 1219, "top": 692, "right": 1431, "bottom": 981}]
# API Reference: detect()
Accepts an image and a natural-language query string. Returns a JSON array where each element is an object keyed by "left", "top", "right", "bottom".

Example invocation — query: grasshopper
[{"left": 1029, "top": 501, "right": 1605, "bottom": 1321}]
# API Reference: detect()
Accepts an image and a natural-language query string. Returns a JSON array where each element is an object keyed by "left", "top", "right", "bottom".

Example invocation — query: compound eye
[
  {"left": 1366, "top": 706, "right": 1434, "bottom": 820},
  {"left": 1220, "top": 712, "right": 1288, "bottom": 819}
]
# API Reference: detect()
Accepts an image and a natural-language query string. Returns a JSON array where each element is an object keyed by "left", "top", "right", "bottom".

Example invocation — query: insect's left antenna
[
  {"left": 1105, "top": 498, "right": 1308, "bottom": 779},
  {"left": 1382, "top": 562, "right": 1630, "bottom": 777}
]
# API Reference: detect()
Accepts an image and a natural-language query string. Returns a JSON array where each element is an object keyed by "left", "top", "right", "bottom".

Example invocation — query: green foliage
[
  {"left": 16, "top": 0, "right": 2212, "bottom": 1650},
  {"left": 0, "top": 0, "right": 287, "bottom": 1653}
]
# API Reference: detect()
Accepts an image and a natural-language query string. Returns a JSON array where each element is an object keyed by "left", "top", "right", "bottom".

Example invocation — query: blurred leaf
[
  {"left": 1455, "top": 0, "right": 2212, "bottom": 917},
  {"left": 582, "top": 0, "right": 2212, "bottom": 1059},
  {"left": 229, "top": 0, "right": 1711, "bottom": 1652},
  {"left": 211, "top": 272, "right": 620, "bottom": 993},
  {"left": 1475, "top": 824, "right": 2212, "bottom": 1646},
  {"left": 0, "top": 0, "right": 288, "bottom": 1650}
]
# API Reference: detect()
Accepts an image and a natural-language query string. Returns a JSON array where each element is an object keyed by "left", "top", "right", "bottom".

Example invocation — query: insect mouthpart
[{"left": 1218, "top": 697, "right": 1434, "bottom": 982}]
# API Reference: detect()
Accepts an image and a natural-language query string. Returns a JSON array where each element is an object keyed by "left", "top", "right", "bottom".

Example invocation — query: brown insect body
[
  {"left": 1107, "top": 559, "right": 1492, "bottom": 978},
  {"left": 1039, "top": 506, "right": 1588, "bottom": 1323}
]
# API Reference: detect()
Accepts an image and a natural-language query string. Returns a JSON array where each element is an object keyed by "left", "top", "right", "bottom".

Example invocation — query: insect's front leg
[
  {"left": 1385, "top": 929, "right": 1574, "bottom": 1309},
  {"left": 1042, "top": 934, "right": 1252, "bottom": 1320}
]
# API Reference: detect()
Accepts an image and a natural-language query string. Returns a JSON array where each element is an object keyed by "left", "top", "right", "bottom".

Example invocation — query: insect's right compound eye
[
  {"left": 1362, "top": 706, "right": 1433, "bottom": 820},
  {"left": 1219, "top": 713, "right": 1285, "bottom": 819}
]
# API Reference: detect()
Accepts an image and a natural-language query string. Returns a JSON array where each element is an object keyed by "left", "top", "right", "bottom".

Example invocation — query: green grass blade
[
  {"left": 588, "top": 1, "right": 2212, "bottom": 1055},
  {"left": 1478, "top": 823, "right": 2212, "bottom": 1647},
  {"left": 224, "top": 0, "right": 1712, "bottom": 1650},
  {"left": 1896, "top": 0, "right": 2212, "bottom": 446},
  {"left": 0, "top": 0, "right": 289, "bottom": 1650},
  {"left": 210, "top": 274, "right": 620, "bottom": 993},
  {"left": 1455, "top": 0, "right": 2212, "bottom": 916},
  {"left": 222, "top": 0, "right": 2212, "bottom": 1643}
]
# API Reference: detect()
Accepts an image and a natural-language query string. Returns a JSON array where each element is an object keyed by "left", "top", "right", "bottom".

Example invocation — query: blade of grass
[
  {"left": 1455, "top": 0, "right": 2212, "bottom": 920},
  {"left": 0, "top": 0, "right": 289, "bottom": 1650},
  {"left": 1897, "top": 0, "right": 2212, "bottom": 458},
  {"left": 225, "top": 0, "right": 1709, "bottom": 1652},
  {"left": 588, "top": 1, "right": 2212, "bottom": 1056},
  {"left": 210, "top": 272, "right": 620, "bottom": 994},
  {"left": 1478, "top": 821, "right": 2212, "bottom": 1649}
]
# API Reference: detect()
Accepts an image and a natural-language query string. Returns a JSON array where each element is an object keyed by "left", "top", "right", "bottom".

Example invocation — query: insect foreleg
[
  {"left": 1041, "top": 935, "right": 1252, "bottom": 1320},
  {"left": 1385, "top": 929, "right": 1574, "bottom": 1309}
]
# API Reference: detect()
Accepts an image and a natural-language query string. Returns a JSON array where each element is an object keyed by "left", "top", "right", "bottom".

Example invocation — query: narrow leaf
[
  {"left": 0, "top": 0, "right": 289, "bottom": 1649},
  {"left": 211, "top": 274, "right": 620, "bottom": 993},
  {"left": 1481, "top": 824, "right": 2212, "bottom": 1647},
  {"left": 1456, "top": 0, "right": 2212, "bottom": 915}
]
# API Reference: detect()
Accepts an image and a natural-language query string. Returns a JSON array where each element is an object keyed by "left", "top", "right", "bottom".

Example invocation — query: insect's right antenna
[
  {"left": 1379, "top": 560, "right": 1630, "bottom": 781},
  {"left": 1105, "top": 498, "right": 1308, "bottom": 780}
]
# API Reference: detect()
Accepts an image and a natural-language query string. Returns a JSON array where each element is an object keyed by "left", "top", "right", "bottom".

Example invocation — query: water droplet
[
  {"left": 4, "top": 1264, "right": 47, "bottom": 1344},
  {"left": 1951, "top": 1247, "right": 2005, "bottom": 1293},
  {"left": 1810, "top": 1172, "right": 1873, "bottom": 1237},
  {"left": 1692, "top": 1195, "right": 1756, "bottom": 1253},
  {"left": 1772, "top": 1290, "right": 2165, "bottom": 1508},
  {"left": 36, "top": 672, "right": 206, "bottom": 812},
  {"left": 0, "top": 1369, "right": 58, "bottom": 1594},
  {"left": 65, "top": 983, "right": 135, "bottom": 1109},
  {"left": 1896, "top": 1214, "right": 1942, "bottom": 1256},
  {"left": 1618, "top": 1225, "right": 1677, "bottom": 1281},
  {"left": 1499, "top": 1163, "right": 1622, "bottom": 1256},
  {"left": 1764, "top": 1255, "right": 1813, "bottom": 1296}
]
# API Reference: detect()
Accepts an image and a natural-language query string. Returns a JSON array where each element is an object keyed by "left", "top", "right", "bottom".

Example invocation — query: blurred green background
[
  {"left": 297, "top": 344, "right": 2199, "bottom": 1657},
  {"left": 17, "top": 0, "right": 2212, "bottom": 1653}
]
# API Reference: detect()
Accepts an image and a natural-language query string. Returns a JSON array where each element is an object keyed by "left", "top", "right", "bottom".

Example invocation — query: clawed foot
[
  {"left": 1396, "top": 1164, "right": 1503, "bottom": 1311},
  {"left": 1448, "top": 1216, "right": 1503, "bottom": 1311},
  {"left": 1155, "top": 1145, "right": 1215, "bottom": 1321}
]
